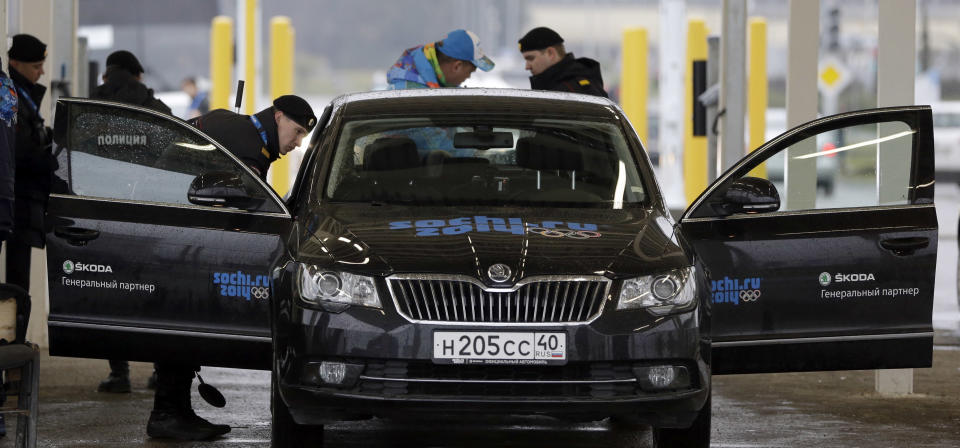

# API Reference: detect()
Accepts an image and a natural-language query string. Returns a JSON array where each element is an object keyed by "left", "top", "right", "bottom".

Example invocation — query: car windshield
[{"left": 323, "top": 115, "right": 648, "bottom": 208}]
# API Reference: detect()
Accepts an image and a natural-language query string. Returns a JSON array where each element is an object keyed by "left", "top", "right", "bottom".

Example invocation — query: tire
[
  {"left": 272, "top": 371, "right": 324, "bottom": 448},
  {"left": 653, "top": 394, "right": 711, "bottom": 448}
]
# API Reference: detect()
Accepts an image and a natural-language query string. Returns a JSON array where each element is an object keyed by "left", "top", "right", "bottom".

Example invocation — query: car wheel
[
  {"left": 271, "top": 370, "right": 324, "bottom": 447},
  {"left": 653, "top": 394, "right": 711, "bottom": 448}
]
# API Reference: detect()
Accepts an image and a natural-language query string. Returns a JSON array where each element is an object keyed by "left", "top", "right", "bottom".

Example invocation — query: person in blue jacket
[{"left": 0, "top": 57, "right": 17, "bottom": 440}]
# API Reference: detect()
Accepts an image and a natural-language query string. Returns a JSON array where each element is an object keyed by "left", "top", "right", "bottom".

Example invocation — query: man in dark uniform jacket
[
  {"left": 90, "top": 50, "right": 169, "bottom": 396},
  {"left": 518, "top": 27, "right": 608, "bottom": 98},
  {"left": 190, "top": 94, "right": 316, "bottom": 181},
  {"left": 138, "top": 95, "right": 315, "bottom": 442},
  {"left": 6, "top": 34, "right": 56, "bottom": 306}
]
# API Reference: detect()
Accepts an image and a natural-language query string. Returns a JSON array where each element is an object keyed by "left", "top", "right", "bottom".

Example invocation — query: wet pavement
[
  {"left": 2, "top": 187, "right": 959, "bottom": 447},
  {"left": 1, "top": 346, "right": 958, "bottom": 447}
]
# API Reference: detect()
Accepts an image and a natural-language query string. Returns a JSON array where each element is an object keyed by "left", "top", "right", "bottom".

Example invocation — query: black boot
[
  {"left": 146, "top": 364, "right": 230, "bottom": 441},
  {"left": 146, "top": 365, "right": 158, "bottom": 390},
  {"left": 98, "top": 360, "right": 131, "bottom": 393}
]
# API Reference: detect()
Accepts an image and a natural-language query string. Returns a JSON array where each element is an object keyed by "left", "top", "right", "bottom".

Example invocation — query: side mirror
[
  {"left": 713, "top": 176, "right": 780, "bottom": 216},
  {"left": 188, "top": 172, "right": 258, "bottom": 210}
]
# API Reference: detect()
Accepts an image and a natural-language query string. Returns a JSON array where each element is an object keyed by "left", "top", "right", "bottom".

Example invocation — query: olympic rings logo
[
  {"left": 739, "top": 289, "right": 761, "bottom": 302},
  {"left": 251, "top": 286, "right": 270, "bottom": 299},
  {"left": 527, "top": 227, "right": 602, "bottom": 239}
]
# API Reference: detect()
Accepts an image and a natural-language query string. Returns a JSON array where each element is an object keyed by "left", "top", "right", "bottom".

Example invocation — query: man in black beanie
[
  {"left": 139, "top": 95, "right": 315, "bottom": 441},
  {"left": 190, "top": 94, "right": 316, "bottom": 181},
  {"left": 5, "top": 33, "right": 55, "bottom": 326},
  {"left": 518, "top": 27, "right": 608, "bottom": 98}
]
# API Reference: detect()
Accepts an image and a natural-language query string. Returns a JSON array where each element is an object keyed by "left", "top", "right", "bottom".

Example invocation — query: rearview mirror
[
  {"left": 453, "top": 131, "right": 514, "bottom": 149},
  {"left": 712, "top": 176, "right": 780, "bottom": 216},
  {"left": 188, "top": 172, "right": 259, "bottom": 210}
]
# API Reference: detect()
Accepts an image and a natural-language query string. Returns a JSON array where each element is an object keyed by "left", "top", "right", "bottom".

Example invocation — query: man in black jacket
[
  {"left": 190, "top": 94, "right": 316, "bottom": 181},
  {"left": 6, "top": 34, "right": 55, "bottom": 305},
  {"left": 138, "top": 94, "right": 315, "bottom": 442},
  {"left": 518, "top": 27, "right": 608, "bottom": 98},
  {"left": 92, "top": 50, "right": 171, "bottom": 115},
  {"left": 90, "top": 50, "right": 169, "bottom": 395}
]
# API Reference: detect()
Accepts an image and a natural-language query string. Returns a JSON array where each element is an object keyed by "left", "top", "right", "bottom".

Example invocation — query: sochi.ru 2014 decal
[
  {"left": 710, "top": 276, "right": 762, "bottom": 305},
  {"left": 389, "top": 216, "right": 600, "bottom": 238},
  {"left": 213, "top": 271, "right": 270, "bottom": 301}
]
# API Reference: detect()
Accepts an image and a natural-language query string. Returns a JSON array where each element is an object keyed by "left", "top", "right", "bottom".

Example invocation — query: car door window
[
  {"left": 760, "top": 120, "right": 914, "bottom": 211},
  {"left": 57, "top": 101, "right": 283, "bottom": 213}
]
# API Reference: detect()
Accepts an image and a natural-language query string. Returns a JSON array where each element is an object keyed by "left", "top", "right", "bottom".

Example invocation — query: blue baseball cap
[{"left": 437, "top": 29, "right": 495, "bottom": 72}]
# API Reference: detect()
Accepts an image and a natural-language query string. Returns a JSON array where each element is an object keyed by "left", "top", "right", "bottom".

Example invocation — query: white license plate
[{"left": 433, "top": 331, "right": 567, "bottom": 365}]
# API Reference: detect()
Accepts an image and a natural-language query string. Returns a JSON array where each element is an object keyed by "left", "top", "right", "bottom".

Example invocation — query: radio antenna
[{"left": 234, "top": 80, "right": 245, "bottom": 113}]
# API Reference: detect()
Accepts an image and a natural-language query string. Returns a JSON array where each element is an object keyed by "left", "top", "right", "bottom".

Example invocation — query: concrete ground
[{"left": 0, "top": 344, "right": 957, "bottom": 447}]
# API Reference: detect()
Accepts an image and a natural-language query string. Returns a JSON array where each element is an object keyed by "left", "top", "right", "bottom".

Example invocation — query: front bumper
[{"left": 276, "top": 300, "right": 710, "bottom": 427}]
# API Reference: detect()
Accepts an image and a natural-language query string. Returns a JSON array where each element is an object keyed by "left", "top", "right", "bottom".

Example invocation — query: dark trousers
[
  {"left": 4, "top": 237, "right": 31, "bottom": 293},
  {"left": 153, "top": 363, "right": 199, "bottom": 413}
]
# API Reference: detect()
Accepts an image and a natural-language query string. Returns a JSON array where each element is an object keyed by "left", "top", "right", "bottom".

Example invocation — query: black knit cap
[
  {"left": 273, "top": 95, "right": 317, "bottom": 132},
  {"left": 8, "top": 34, "right": 47, "bottom": 63},
  {"left": 105, "top": 50, "right": 144, "bottom": 75},
  {"left": 518, "top": 27, "right": 564, "bottom": 52}
]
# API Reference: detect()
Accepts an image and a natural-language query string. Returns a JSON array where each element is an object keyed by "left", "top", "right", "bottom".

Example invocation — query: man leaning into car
[
  {"left": 137, "top": 95, "right": 317, "bottom": 441},
  {"left": 386, "top": 29, "right": 494, "bottom": 89}
]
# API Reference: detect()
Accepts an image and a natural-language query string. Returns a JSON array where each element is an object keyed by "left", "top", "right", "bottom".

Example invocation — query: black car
[{"left": 46, "top": 90, "right": 936, "bottom": 447}]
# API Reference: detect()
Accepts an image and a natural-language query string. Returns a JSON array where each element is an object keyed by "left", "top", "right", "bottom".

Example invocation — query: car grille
[
  {"left": 358, "top": 360, "right": 640, "bottom": 398},
  {"left": 386, "top": 275, "right": 611, "bottom": 324}
]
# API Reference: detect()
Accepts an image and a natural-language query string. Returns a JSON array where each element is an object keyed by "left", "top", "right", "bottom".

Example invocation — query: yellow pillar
[
  {"left": 209, "top": 16, "right": 233, "bottom": 111},
  {"left": 683, "top": 19, "right": 708, "bottom": 205},
  {"left": 270, "top": 16, "right": 294, "bottom": 196},
  {"left": 620, "top": 28, "right": 649, "bottom": 147},
  {"left": 748, "top": 18, "right": 768, "bottom": 178},
  {"left": 243, "top": 0, "right": 257, "bottom": 115}
]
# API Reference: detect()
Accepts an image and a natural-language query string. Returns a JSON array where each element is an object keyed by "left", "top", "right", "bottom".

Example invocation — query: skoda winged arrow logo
[
  {"left": 487, "top": 263, "right": 511, "bottom": 283},
  {"left": 63, "top": 260, "right": 74, "bottom": 275},
  {"left": 819, "top": 272, "right": 832, "bottom": 287}
]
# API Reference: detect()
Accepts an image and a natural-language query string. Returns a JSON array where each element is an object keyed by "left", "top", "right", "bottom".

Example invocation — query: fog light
[
  {"left": 301, "top": 361, "right": 364, "bottom": 388},
  {"left": 647, "top": 366, "right": 676, "bottom": 388},
  {"left": 634, "top": 365, "right": 691, "bottom": 391},
  {"left": 320, "top": 361, "right": 346, "bottom": 384}
]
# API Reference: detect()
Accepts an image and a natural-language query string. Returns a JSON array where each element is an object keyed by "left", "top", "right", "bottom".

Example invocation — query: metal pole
[
  {"left": 684, "top": 19, "right": 708, "bottom": 204},
  {"left": 620, "top": 28, "right": 648, "bottom": 147},
  {"left": 875, "top": 0, "right": 917, "bottom": 396},
  {"left": 785, "top": 0, "right": 819, "bottom": 211},
  {"left": 747, "top": 18, "right": 767, "bottom": 179},
  {"left": 270, "top": 16, "right": 294, "bottom": 196},
  {"left": 719, "top": 0, "right": 747, "bottom": 173},
  {"left": 243, "top": 0, "right": 257, "bottom": 115},
  {"left": 706, "top": 37, "right": 720, "bottom": 182},
  {"left": 658, "top": 0, "right": 686, "bottom": 210},
  {"left": 210, "top": 16, "right": 234, "bottom": 111}
]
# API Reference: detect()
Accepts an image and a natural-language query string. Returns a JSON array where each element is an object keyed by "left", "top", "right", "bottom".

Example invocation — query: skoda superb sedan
[{"left": 46, "top": 90, "right": 936, "bottom": 447}]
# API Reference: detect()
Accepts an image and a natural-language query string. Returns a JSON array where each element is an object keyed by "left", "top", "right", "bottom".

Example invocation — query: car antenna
[{"left": 234, "top": 79, "right": 245, "bottom": 114}]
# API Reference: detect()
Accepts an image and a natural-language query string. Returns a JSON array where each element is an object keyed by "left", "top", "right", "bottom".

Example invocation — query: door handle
[
  {"left": 879, "top": 237, "right": 929, "bottom": 256},
  {"left": 54, "top": 226, "right": 100, "bottom": 246}
]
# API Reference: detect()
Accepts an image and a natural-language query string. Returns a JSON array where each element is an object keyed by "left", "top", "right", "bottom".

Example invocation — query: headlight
[
  {"left": 617, "top": 266, "right": 697, "bottom": 315},
  {"left": 297, "top": 264, "right": 381, "bottom": 310}
]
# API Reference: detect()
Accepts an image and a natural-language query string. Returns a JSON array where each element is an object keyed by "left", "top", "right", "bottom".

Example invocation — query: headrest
[
  {"left": 364, "top": 137, "right": 420, "bottom": 171},
  {"left": 515, "top": 135, "right": 583, "bottom": 171},
  {"left": 441, "top": 157, "right": 489, "bottom": 178}
]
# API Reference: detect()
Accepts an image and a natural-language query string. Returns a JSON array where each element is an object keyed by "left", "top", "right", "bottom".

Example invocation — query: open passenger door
[{"left": 681, "top": 106, "right": 936, "bottom": 374}]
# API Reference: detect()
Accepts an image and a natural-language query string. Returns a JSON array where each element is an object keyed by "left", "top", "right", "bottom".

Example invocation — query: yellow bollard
[
  {"left": 620, "top": 28, "right": 649, "bottom": 148},
  {"left": 748, "top": 18, "right": 768, "bottom": 179},
  {"left": 683, "top": 19, "right": 708, "bottom": 205},
  {"left": 244, "top": 0, "right": 257, "bottom": 115},
  {"left": 209, "top": 16, "right": 233, "bottom": 111},
  {"left": 270, "top": 16, "right": 294, "bottom": 196}
]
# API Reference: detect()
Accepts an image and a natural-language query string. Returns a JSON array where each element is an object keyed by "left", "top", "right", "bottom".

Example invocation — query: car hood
[{"left": 298, "top": 204, "right": 687, "bottom": 285}]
